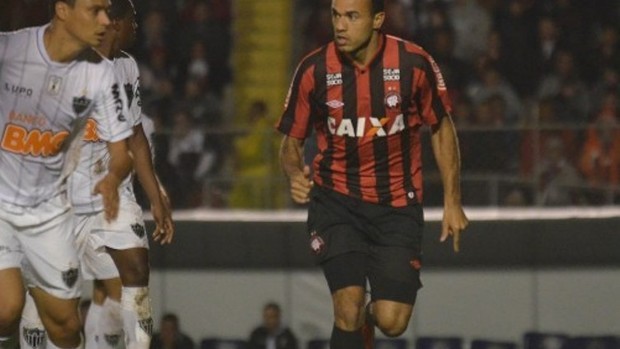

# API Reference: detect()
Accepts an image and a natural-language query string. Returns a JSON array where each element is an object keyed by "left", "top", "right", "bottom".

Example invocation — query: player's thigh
[
  {"left": 366, "top": 204, "right": 424, "bottom": 305},
  {"left": 77, "top": 214, "right": 121, "bottom": 287},
  {"left": 29, "top": 287, "right": 80, "bottom": 330},
  {"left": 0, "top": 268, "right": 25, "bottom": 325},
  {"left": 368, "top": 244, "right": 422, "bottom": 305},
  {"left": 19, "top": 211, "right": 81, "bottom": 300}
]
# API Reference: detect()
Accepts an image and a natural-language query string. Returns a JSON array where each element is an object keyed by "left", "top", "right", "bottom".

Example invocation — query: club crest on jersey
[
  {"left": 383, "top": 68, "right": 400, "bottom": 81},
  {"left": 385, "top": 90, "right": 401, "bottom": 109},
  {"left": 61, "top": 268, "right": 78, "bottom": 288},
  {"left": 72, "top": 96, "right": 92, "bottom": 116},
  {"left": 309, "top": 231, "right": 325, "bottom": 255},
  {"left": 104, "top": 334, "right": 122, "bottom": 347},
  {"left": 131, "top": 223, "right": 146, "bottom": 238},
  {"left": 22, "top": 327, "right": 46, "bottom": 349},
  {"left": 47, "top": 76, "right": 63, "bottom": 95},
  {"left": 138, "top": 318, "right": 154, "bottom": 335}
]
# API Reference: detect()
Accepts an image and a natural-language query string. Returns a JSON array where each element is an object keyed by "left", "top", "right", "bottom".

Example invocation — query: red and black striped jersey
[{"left": 277, "top": 34, "right": 452, "bottom": 207}]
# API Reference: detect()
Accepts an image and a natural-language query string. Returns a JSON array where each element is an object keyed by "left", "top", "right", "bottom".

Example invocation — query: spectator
[
  {"left": 228, "top": 101, "right": 280, "bottom": 208},
  {"left": 578, "top": 112, "right": 620, "bottom": 187},
  {"left": 535, "top": 135, "right": 584, "bottom": 206},
  {"left": 168, "top": 110, "right": 216, "bottom": 207},
  {"left": 537, "top": 49, "right": 591, "bottom": 124},
  {"left": 248, "top": 303, "right": 298, "bottom": 349},
  {"left": 151, "top": 313, "right": 195, "bottom": 349},
  {"left": 448, "top": 0, "right": 492, "bottom": 62}
]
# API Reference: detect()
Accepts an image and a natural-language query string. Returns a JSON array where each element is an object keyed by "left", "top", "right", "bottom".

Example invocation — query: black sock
[{"left": 330, "top": 324, "right": 363, "bottom": 349}]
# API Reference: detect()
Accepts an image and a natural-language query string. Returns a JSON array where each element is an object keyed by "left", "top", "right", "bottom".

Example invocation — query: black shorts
[{"left": 307, "top": 185, "right": 424, "bottom": 304}]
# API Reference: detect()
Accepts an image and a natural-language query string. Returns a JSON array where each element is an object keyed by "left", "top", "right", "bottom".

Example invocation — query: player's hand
[
  {"left": 150, "top": 198, "right": 174, "bottom": 245},
  {"left": 289, "top": 165, "right": 313, "bottom": 204},
  {"left": 93, "top": 173, "right": 122, "bottom": 222},
  {"left": 440, "top": 204, "right": 469, "bottom": 252}
]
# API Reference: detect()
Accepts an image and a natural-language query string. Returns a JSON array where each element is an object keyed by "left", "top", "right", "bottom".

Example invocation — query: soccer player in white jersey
[
  {"left": 18, "top": 1, "right": 174, "bottom": 349},
  {"left": 0, "top": 1, "right": 134, "bottom": 349}
]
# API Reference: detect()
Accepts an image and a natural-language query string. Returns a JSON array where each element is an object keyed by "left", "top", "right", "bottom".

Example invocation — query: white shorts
[
  {"left": 0, "top": 194, "right": 81, "bottom": 299},
  {"left": 74, "top": 199, "right": 148, "bottom": 281}
]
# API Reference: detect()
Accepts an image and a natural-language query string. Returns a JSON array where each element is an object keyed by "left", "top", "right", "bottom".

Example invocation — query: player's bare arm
[
  {"left": 128, "top": 124, "right": 174, "bottom": 244},
  {"left": 94, "top": 139, "right": 133, "bottom": 222},
  {"left": 431, "top": 115, "right": 469, "bottom": 252},
  {"left": 280, "top": 136, "right": 313, "bottom": 204}
]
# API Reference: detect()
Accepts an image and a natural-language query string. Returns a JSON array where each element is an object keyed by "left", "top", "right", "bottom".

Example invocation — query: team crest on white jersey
[
  {"left": 383, "top": 68, "right": 400, "bottom": 81},
  {"left": 72, "top": 96, "right": 92, "bottom": 116},
  {"left": 326, "top": 73, "right": 342, "bottom": 86}
]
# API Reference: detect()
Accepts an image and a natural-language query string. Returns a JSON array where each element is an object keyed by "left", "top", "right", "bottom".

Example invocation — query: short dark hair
[
  {"left": 264, "top": 302, "right": 281, "bottom": 313},
  {"left": 161, "top": 313, "right": 179, "bottom": 326},
  {"left": 109, "top": 0, "right": 135, "bottom": 20},
  {"left": 49, "top": 0, "right": 76, "bottom": 17},
  {"left": 371, "top": 0, "right": 384, "bottom": 14}
]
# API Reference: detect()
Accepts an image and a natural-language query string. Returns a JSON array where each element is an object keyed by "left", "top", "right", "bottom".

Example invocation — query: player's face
[
  {"left": 63, "top": 0, "right": 111, "bottom": 47},
  {"left": 117, "top": 11, "right": 138, "bottom": 50},
  {"left": 331, "top": 0, "right": 384, "bottom": 55}
]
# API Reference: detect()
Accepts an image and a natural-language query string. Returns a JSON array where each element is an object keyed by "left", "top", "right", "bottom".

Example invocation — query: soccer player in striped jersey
[
  {"left": 18, "top": 1, "right": 174, "bottom": 349},
  {"left": 0, "top": 1, "right": 134, "bottom": 349},
  {"left": 277, "top": 0, "right": 469, "bottom": 348}
]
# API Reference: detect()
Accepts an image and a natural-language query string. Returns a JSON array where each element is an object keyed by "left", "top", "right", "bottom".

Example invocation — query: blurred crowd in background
[{"left": 1, "top": 0, "right": 619, "bottom": 209}]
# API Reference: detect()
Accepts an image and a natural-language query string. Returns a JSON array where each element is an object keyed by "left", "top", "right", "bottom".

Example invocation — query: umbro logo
[{"left": 326, "top": 100, "right": 344, "bottom": 109}]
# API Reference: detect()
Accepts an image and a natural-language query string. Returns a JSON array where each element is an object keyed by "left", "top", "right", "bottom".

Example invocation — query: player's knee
[
  {"left": 0, "top": 309, "right": 20, "bottom": 335},
  {"left": 333, "top": 296, "right": 365, "bottom": 329},
  {"left": 0, "top": 300, "right": 23, "bottom": 334},
  {"left": 44, "top": 314, "right": 81, "bottom": 343},
  {"left": 120, "top": 263, "right": 150, "bottom": 286},
  {"left": 375, "top": 313, "right": 410, "bottom": 337}
]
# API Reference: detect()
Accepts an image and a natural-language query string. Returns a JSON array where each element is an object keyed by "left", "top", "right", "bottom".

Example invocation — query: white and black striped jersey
[{"left": 0, "top": 25, "right": 133, "bottom": 207}]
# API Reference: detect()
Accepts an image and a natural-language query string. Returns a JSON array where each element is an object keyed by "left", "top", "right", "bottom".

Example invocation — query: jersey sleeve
[
  {"left": 127, "top": 56, "right": 143, "bottom": 127},
  {"left": 91, "top": 64, "right": 133, "bottom": 142},
  {"left": 276, "top": 58, "right": 316, "bottom": 140},
  {"left": 413, "top": 52, "right": 452, "bottom": 126}
]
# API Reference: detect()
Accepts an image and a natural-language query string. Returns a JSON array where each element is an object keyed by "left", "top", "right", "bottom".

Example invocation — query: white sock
[
  {"left": 84, "top": 303, "right": 103, "bottom": 349},
  {"left": 20, "top": 292, "right": 46, "bottom": 349},
  {"left": 120, "top": 287, "right": 152, "bottom": 349},
  {"left": 98, "top": 299, "right": 124, "bottom": 349}
]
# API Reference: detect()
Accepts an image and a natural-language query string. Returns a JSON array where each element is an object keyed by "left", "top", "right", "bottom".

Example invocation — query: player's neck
[
  {"left": 348, "top": 32, "right": 382, "bottom": 68},
  {"left": 95, "top": 41, "right": 115, "bottom": 60},
  {"left": 44, "top": 23, "right": 89, "bottom": 63}
]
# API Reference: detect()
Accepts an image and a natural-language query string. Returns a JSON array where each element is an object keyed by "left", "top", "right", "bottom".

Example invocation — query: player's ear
[
  {"left": 372, "top": 11, "right": 385, "bottom": 30},
  {"left": 55, "top": 1, "right": 71, "bottom": 21},
  {"left": 111, "top": 19, "right": 122, "bottom": 33}
]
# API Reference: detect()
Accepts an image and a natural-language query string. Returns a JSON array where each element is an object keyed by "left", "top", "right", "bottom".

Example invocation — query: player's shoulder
[
  {"left": 387, "top": 34, "right": 430, "bottom": 57},
  {"left": 0, "top": 25, "right": 38, "bottom": 46},
  {"left": 386, "top": 35, "right": 436, "bottom": 68},
  {"left": 72, "top": 49, "right": 117, "bottom": 83},
  {"left": 297, "top": 44, "right": 329, "bottom": 70},
  {"left": 116, "top": 50, "right": 138, "bottom": 65}
]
